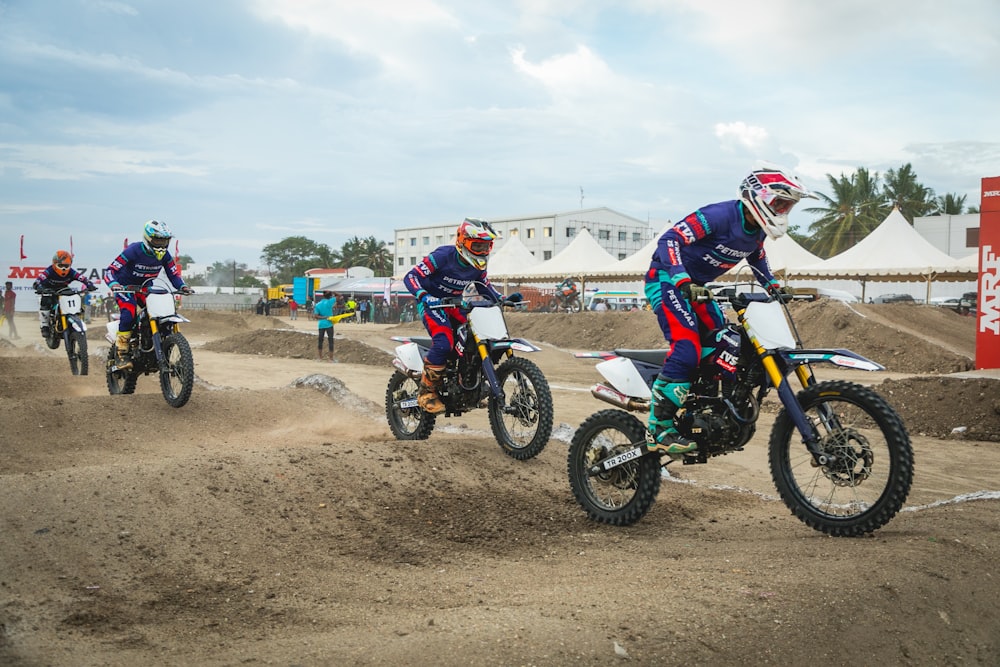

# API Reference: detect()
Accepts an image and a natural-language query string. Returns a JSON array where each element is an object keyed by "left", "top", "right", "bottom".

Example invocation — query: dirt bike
[
  {"left": 548, "top": 281, "right": 582, "bottom": 313},
  {"left": 36, "top": 286, "right": 94, "bottom": 375},
  {"left": 104, "top": 279, "right": 195, "bottom": 408},
  {"left": 567, "top": 285, "right": 914, "bottom": 536},
  {"left": 385, "top": 288, "right": 554, "bottom": 460}
]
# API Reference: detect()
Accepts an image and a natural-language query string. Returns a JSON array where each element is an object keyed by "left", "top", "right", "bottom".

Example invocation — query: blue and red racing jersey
[
  {"left": 33, "top": 266, "right": 97, "bottom": 292},
  {"left": 649, "top": 200, "right": 777, "bottom": 287},
  {"left": 404, "top": 245, "right": 503, "bottom": 302},
  {"left": 104, "top": 242, "right": 186, "bottom": 290}
]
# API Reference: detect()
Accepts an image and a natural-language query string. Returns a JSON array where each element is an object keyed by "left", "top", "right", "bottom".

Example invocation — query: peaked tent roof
[
  {"left": 487, "top": 234, "right": 541, "bottom": 276},
  {"left": 589, "top": 222, "right": 672, "bottom": 279},
  {"left": 715, "top": 233, "right": 825, "bottom": 282},
  {"left": 493, "top": 228, "right": 617, "bottom": 280},
  {"left": 793, "top": 207, "right": 975, "bottom": 282}
]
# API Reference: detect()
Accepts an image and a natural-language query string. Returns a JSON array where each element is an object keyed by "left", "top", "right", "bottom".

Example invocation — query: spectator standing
[
  {"left": 3, "top": 281, "right": 19, "bottom": 339},
  {"left": 313, "top": 290, "right": 336, "bottom": 361},
  {"left": 288, "top": 298, "right": 298, "bottom": 320}
]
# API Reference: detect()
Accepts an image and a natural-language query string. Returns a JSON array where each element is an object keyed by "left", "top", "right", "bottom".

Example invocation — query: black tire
[
  {"left": 159, "top": 333, "right": 194, "bottom": 408},
  {"left": 769, "top": 380, "right": 913, "bottom": 537},
  {"left": 567, "top": 296, "right": 582, "bottom": 313},
  {"left": 567, "top": 409, "right": 661, "bottom": 525},
  {"left": 106, "top": 346, "right": 137, "bottom": 395},
  {"left": 385, "top": 370, "right": 436, "bottom": 440},
  {"left": 46, "top": 326, "right": 60, "bottom": 349},
  {"left": 488, "top": 356, "right": 553, "bottom": 460},
  {"left": 66, "top": 328, "right": 88, "bottom": 376}
]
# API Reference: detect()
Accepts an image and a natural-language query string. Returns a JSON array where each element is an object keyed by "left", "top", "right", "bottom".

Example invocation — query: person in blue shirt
[
  {"left": 33, "top": 250, "right": 98, "bottom": 339},
  {"left": 644, "top": 165, "right": 815, "bottom": 456},
  {"left": 403, "top": 218, "right": 504, "bottom": 413},
  {"left": 104, "top": 220, "right": 192, "bottom": 369},
  {"left": 313, "top": 291, "right": 337, "bottom": 361}
]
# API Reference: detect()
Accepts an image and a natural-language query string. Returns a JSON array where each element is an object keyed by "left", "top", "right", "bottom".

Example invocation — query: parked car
[{"left": 874, "top": 293, "right": 916, "bottom": 304}]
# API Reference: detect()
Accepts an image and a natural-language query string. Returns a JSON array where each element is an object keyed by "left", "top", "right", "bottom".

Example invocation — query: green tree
[
  {"left": 336, "top": 236, "right": 393, "bottom": 275},
  {"left": 802, "top": 167, "right": 887, "bottom": 258},
  {"left": 261, "top": 236, "right": 334, "bottom": 284},
  {"left": 204, "top": 260, "right": 257, "bottom": 287},
  {"left": 931, "top": 193, "right": 968, "bottom": 215},
  {"left": 882, "top": 163, "right": 935, "bottom": 222}
]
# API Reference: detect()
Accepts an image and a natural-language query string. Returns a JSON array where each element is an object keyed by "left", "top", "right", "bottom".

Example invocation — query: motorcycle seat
[{"left": 613, "top": 349, "right": 667, "bottom": 365}]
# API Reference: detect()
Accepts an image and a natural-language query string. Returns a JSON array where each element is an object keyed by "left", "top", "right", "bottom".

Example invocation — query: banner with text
[{"left": 977, "top": 176, "right": 1000, "bottom": 369}]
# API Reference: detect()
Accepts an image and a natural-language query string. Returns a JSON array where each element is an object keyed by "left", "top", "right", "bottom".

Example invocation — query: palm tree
[
  {"left": 801, "top": 167, "right": 887, "bottom": 258},
  {"left": 359, "top": 236, "right": 393, "bottom": 276},
  {"left": 882, "top": 163, "right": 936, "bottom": 222},
  {"left": 931, "top": 193, "right": 968, "bottom": 215}
]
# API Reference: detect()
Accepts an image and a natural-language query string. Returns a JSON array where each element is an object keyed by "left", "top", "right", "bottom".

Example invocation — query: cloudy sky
[{"left": 1, "top": 0, "right": 997, "bottom": 272}]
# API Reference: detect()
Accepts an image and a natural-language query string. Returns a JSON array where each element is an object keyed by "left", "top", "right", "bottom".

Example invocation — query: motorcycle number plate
[
  {"left": 603, "top": 447, "right": 643, "bottom": 470},
  {"left": 400, "top": 398, "right": 419, "bottom": 409}
]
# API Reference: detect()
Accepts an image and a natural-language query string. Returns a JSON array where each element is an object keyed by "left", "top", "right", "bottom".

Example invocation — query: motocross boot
[
  {"left": 417, "top": 363, "right": 446, "bottom": 414},
  {"left": 114, "top": 331, "right": 133, "bottom": 371},
  {"left": 647, "top": 376, "right": 697, "bottom": 456}
]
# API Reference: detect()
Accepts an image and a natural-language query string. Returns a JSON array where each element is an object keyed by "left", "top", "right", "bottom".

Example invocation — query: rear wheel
[
  {"left": 385, "top": 370, "right": 436, "bottom": 439},
  {"left": 568, "top": 409, "right": 662, "bottom": 525},
  {"left": 488, "top": 356, "right": 553, "bottom": 460},
  {"left": 106, "top": 346, "right": 137, "bottom": 395},
  {"left": 159, "top": 333, "right": 195, "bottom": 408},
  {"left": 66, "top": 329, "right": 88, "bottom": 376}
]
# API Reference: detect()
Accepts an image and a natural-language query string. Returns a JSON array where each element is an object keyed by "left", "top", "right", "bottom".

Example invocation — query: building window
[
  {"left": 633, "top": 232, "right": 641, "bottom": 242},
  {"left": 566, "top": 227, "right": 576, "bottom": 237},
  {"left": 410, "top": 257, "right": 417, "bottom": 265},
  {"left": 966, "top": 227, "right": 979, "bottom": 248},
  {"left": 618, "top": 253, "right": 627, "bottom": 260},
  {"left": 543, "top": 251, "right": 552, "bottom": 260},
  {"left": 527, "top": 228, "right": 535, "bottom": 238},
  {"left": 398, "top": 257, "right": 405, "bottom": 266},
  {"left": 510, "top": 228, "right": 519, "bottom": 236},
  {"left": 435, "top": 235, "right": 443, "bottom": 244},
  {"left": 409, "top": 238, "right": 416, "bottom": 247},
  {"left": 543, "top": 227, "right": 552, "bottom": 237},
  {"left": 422, "top": 236, "right": 429, "bottom": 245},
  {"left": 618, "top": 231, "right": 627, "bottom": 241},
  {"left": 598, "top": 229, "right": 610, "bottom": 240}
]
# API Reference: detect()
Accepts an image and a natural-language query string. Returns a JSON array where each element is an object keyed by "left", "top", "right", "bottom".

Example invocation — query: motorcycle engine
[{"left": 676, "top": 398, "right": 753, "bottom": 455}]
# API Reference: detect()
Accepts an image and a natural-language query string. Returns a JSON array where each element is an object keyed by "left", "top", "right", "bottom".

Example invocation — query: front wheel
[
  {"left": 488, "top": 356, "right": 553, "bottom": 460},
  {"left": 568, "top": 409, "right": 661, "bottom": 525},
  {"left": 769, "top": 380, "right": 913, "bottom": 537},
  {"left": 566, "top": 296, "right": 582, "bottom": 313},
  {"left": 385, "top": 370, "right": 436, "bottom": 440},
  {"left": 66, "top": 328, "right": 88, "bottom": 376},
  {"left": 159, "top": 333, "right": 194, "bottom": 408}
]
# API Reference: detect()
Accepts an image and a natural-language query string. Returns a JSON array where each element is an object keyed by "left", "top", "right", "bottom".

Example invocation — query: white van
[{"left": 585, "top": 290, "right": 648, "bottom": 312}]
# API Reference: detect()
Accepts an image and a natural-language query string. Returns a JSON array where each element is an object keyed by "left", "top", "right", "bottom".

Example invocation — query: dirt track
[{"left": 1, "top": 303, "right": 998, "bottom": 666}]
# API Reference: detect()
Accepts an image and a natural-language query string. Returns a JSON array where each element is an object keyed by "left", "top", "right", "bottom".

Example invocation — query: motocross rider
[
  {"left": 403, "top": 218, "right": 505, "bottom": 414},
  {"left": 33, "top": 250, "right": 98, "bottom": 339},
  {"left": 103, "top": 220, "right": 193, "bottom": 370},
  {"left": 644, "top": 165, "right": 815, "bottom": 456}
]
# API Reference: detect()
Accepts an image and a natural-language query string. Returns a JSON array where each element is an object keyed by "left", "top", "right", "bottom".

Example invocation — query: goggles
[
  {"left": 56, "top": 262, "right": 71, "bottom": 270},
  {"left": 466, "top": 239, "right": 492, "bottom": 255},
  {"left": 768, "top": 197, "right": 796, "bottom": 215},
  {"left": 148, "top": 236, "right": 171, "bottom": 248}
]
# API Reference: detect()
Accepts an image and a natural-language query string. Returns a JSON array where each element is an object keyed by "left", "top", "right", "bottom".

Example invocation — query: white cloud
[{"left": 714, "top": 122, "right": 769, "bottom": 151}]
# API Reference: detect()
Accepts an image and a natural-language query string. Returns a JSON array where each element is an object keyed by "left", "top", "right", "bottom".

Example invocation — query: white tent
[
  {"left": 496, "top": 228, "right": 617, "bottom": 280},
  {"left": 717, "top": 233, "right": 825, "bottom": 282},
  {"left": 487, "top": 235, "right": 541, "bottom": 276},
  {"left": 793, "top": 207, "right": 977, "bottom": 301}
]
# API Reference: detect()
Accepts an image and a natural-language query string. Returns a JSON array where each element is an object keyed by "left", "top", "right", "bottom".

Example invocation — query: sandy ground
[{"left": 1, "top": 302, "right": 998, "bottom": 666}]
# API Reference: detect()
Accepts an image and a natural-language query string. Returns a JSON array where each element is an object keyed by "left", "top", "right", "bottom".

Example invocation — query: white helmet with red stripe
[{"left": 739, "top": 166, "right": 816, "bottom": 239}]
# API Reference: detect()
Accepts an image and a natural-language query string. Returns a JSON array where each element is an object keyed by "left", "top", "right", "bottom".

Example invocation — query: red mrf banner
[{"left": 977, "top": 176, "right": 1000, "bottom": 369}]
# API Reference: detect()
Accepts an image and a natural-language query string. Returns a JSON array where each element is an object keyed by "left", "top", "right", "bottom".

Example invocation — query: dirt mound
[
  {"left": 201, "top": 329, "right": 391, "bottom": 365},
  {"left": 879, "top": 376, "right": 1000, "bottom": 441}
]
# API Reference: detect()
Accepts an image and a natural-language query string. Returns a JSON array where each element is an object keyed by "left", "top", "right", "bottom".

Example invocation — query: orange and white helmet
[
  {"left": 455, "top": 217, "right": 496, "bottom": 270},
  {"left": 52, "top": 250, "right": 73, "bottom": 277},
  {"left": 739, "top": 166, "right": 816, "bottom": 240}
]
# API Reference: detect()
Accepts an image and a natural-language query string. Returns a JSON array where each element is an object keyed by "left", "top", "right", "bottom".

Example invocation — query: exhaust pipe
[{"left": 590, "top": 383, "right": 649, "bottom": 412}]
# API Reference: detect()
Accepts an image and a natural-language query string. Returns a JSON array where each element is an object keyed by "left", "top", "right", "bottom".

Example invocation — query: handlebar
[{"left": 35, "top": 286, "right": 93, "bottom": 296}]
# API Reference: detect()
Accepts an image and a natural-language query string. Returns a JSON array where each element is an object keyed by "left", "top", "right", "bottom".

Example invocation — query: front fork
[{"left": 757, "top": 347, "right": 841, "bottom": 465}]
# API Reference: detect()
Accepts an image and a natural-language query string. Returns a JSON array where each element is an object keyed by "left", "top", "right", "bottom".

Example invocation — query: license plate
[
  {"left": 400, "top": 398, "right": 419, "bottom": 409},
  {"left": 603, "top": 447, "right": 643, "bottom": 469}
]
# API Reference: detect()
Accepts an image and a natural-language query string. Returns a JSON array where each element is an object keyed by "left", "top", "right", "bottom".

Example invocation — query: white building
[
  {"left": 393, "top": 207, "right": 655, "bottom": 275},
  {"left": 913, "top": 213, "right": 980, "bottom": 259}
]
